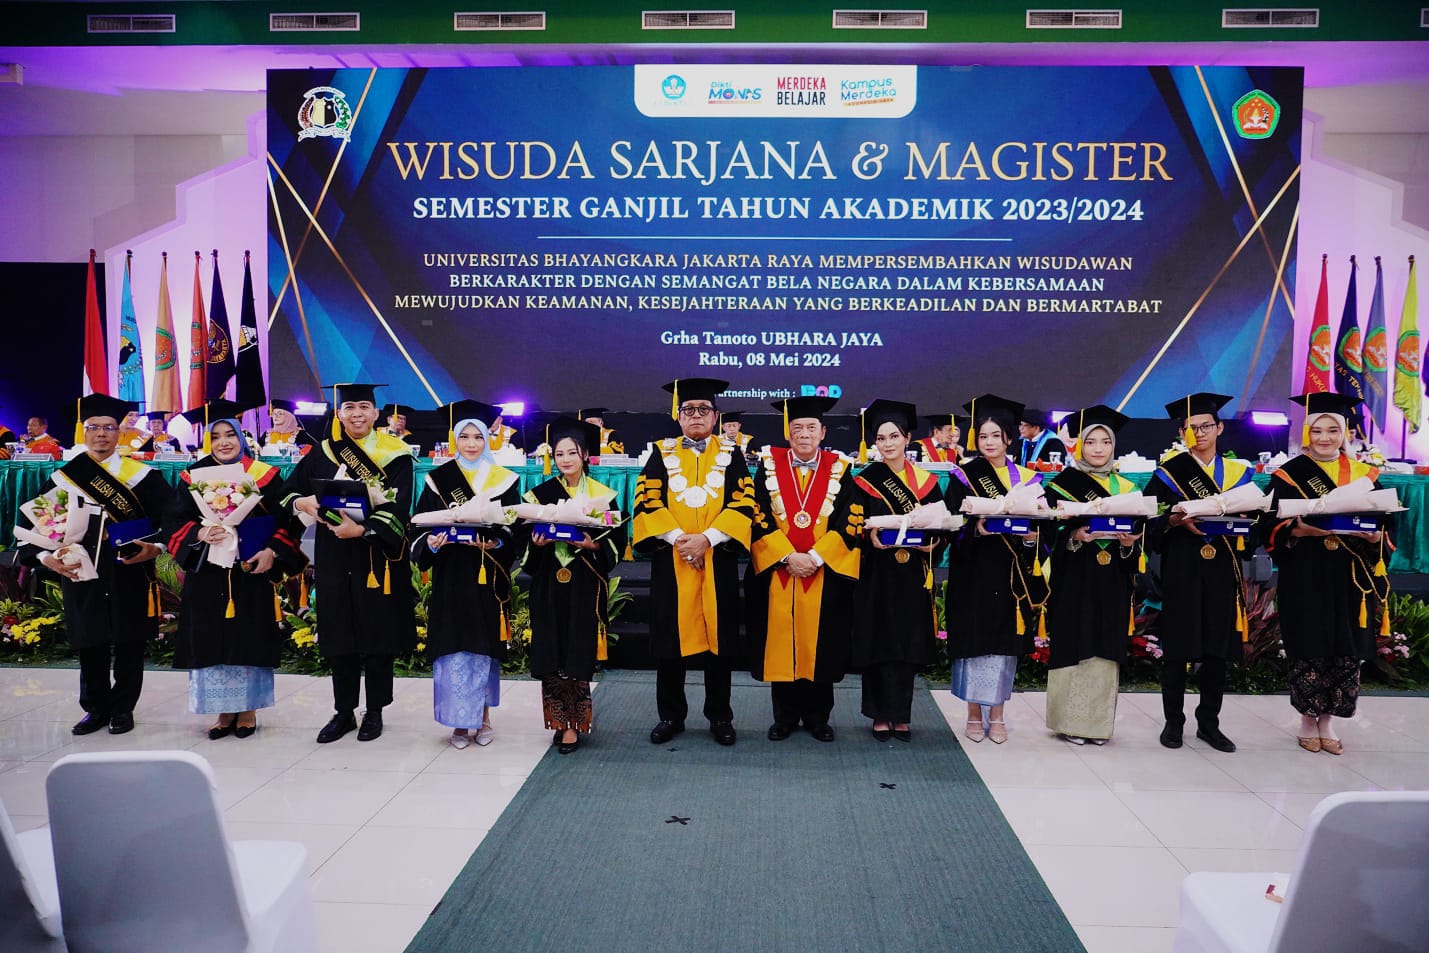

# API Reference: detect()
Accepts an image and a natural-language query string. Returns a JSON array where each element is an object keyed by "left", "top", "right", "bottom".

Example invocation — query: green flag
[{"left": 1393, "top": 257, "right": 1421, "bottom": 434}]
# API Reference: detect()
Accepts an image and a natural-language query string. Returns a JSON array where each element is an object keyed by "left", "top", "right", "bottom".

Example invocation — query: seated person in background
[
  {"left": 383, "top": 403, "right": 414, "bottom": 441},
  {"left": 137, "top": 411, "right": 181, "bottom": 453},
  {"left": 915, "top": 414, "right": 962, "bottom": 463},
  {"left": 580, "top": 407, "right": 624, "bottom": 455},
  {"left": 488, "top": 410, "right": 522, "bottom": 451},
  {"left": 116, "top": 409, "right": 146, "bottom": 455},
  {"left": 262, "top": 399, "right": 318, "bottom": 452},
  {"left": 0, "top": 419, "right": 14, "bottom": 459},
  {"left": 721, "top": 412, "right": 755, "bottom": 454},
  {"left": 22, "top": 416, "right": 64, "bottom": 458},
  {"left": 1018, "top": 408, "right": 1067, "bottom": 466}
]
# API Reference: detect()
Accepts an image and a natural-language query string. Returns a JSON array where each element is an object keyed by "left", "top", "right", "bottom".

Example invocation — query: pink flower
[{"left": 936, "top": 630, "right": 947, "bottom": 641}]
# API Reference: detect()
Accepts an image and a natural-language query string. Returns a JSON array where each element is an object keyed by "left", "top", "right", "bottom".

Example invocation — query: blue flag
[
  {"left": 1333, "top": 257, "right": 1365, "bottom": 430},
  {"left": 116, "top": 252, "right": 146, "bottom": 404},
  {"left": 1363, "top": 256, "right": 1389, "bottom": 434},
  {"left": 205, "top": 252, "right": 236, "bottom": 400},
  {"left": 234, "top": 251, "right": 266, "bottom": 410}
]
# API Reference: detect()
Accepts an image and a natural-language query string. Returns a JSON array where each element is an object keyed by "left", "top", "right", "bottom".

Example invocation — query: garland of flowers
[{"left": 660, "top": 436, "right": 735, "bottom": 508}]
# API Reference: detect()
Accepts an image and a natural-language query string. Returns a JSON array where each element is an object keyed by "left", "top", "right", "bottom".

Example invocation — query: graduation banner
[{"left": 267, "top": 65, "right": 1303, "bottom": 414}]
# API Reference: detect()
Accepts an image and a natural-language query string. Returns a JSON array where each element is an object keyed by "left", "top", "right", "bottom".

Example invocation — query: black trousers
[
  {"left": 329, "top": 653, "right": 395, "bottom": 713},
  {"left": 1161, "top": 656, "right": 1227, "bottom": 729},
  {"left": 861, "top": 661, "right": 917, "bottom": 723},
  {"left": 656, "top": 652, "right": 733, "bottom": 724},
  {"left": 771, "top": 680, "right": 835, "bottom": 728},
  {"left": 77, "top": 642, "right": 146, "bottom": 716}
]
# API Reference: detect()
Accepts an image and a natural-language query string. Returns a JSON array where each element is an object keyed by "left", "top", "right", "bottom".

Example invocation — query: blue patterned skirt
[
  {"left": 950, "top": 654, "right": 1017, "bottom": 707},
  {"left": 188, "top": 665, "right": 276, "bottom": 714},
  {"left": 433, "top": 651, "right": 502, "bottom": 729}
]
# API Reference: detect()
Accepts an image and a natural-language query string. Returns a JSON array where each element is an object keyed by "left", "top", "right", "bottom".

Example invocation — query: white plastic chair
[
  {"left": 0, "top": 794, "right": 64, "bottom": 950},
  {"left": 1175, "top": 790, "right": 1429, "bottom": 953},
  {"left": 45, "top": 751, "right": 317, "bottom": 953}
]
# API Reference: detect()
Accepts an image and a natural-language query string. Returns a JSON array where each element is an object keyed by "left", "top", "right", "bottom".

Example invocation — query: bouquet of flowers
[
  {"left": 187, "top": 464, "right": 266, "bottom": 567},
  {"left": 410, "top": 496, "right": 518, "bottom": 528},
  {"left": 16, "top": 486, "right": 100, "bottom": 580},
  {"left": 510, "top": 493, "right": 619, "bottom": 528},
  {"left": 1051, "top": 491, "right": 1159, "bottom": 519},
  {"left": 1276, "top": 477, "right": 1403, "bottom": 518},
  {"left": 866, "top": 501, "right": 965, "bottom": 536},
  {"left": 1171, "top": 483, "right": 1272, "bottom": 518},
  {"left": 959, "top": 482, "right": 1052, "bottom": 517}
]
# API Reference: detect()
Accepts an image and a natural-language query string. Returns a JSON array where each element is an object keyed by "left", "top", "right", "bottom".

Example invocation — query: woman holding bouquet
[
  {"left": 849, "top": 399, "right": 952, "bottom": 742},
  {"left": 522, "top": 416, "right": 626, "bottom": 754},
  {"left": 1043, "top": 405, "right": 1143, "bottom": 745},
  {"left": 411, "top": 402, "right": 526, "bottom": 748},
  {"left": 1267, "top": 392, "right": 1391, "bottom": 755},
  {"left": 164, "top": 403, "right": 306, "bottom": 738},
  {"left": 947, "top": 394, "right": 1044, "bottom": 745}
]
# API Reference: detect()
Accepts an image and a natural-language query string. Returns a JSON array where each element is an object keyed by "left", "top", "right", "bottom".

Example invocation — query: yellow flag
[{"left": 1392, "top": 257, "right": 1420, "bottom": 434}]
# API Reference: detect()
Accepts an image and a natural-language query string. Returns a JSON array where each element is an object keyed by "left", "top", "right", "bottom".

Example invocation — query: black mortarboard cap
[
  {"left": 331, "top": 383, "right": 383, "bottom": 406},
  {"left": 177, "top": 399, "right": 250, "bottom": 429},
  {"left": 923, "top": 413, "right": 958, "bottom": 431},
  {"left": 268, "top": 398, "right": 301, "bottom": 414},
  {"left": 77, "top": 394, "right": 135, "bottom": 423},
  {"left": 1164, "top": 393, "right": 1233, "bottom": 423},
  {"left": 962, "top": 394, "right": 1025, "bottom": 437},
  {"left": 774, "top": 396, "right": 838, "bottom": 422},
  {"left": 1063, "top": 404, "right": 1130, "bottom": 438},
  {"left": 578, "top": 407, "right": 610, "bottom": 420},
  {"left": 145, "top": 410, "right": 169, "bottom": 423},
  {"left": 861, "top": 399, "right": 918, "bottom": 443},
  {"left": 1019, "top": 407, "right": 1052, "bottom": 429},
  {"left": 662, "top": 378, "right": 728, "bottom": 419},
  {"left": 544, "top": 415, "right": 602, "bottom": 455},
  {"left": 722, "top": 412, "right": 744, "bottom": 424},
  {"left": 1290, "top": 392, "right": 1361, "bottom": 419},
  {"left": 442, "top": 399, "right": 503, "bottom": 431},
  {"left": 384, "top": 403, "right": 416, "bottom": 420}
]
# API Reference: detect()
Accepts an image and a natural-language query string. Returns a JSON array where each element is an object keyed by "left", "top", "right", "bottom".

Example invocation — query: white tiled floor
[{"left": 2, "top": 667, "right": 1426, "bottom": 953}]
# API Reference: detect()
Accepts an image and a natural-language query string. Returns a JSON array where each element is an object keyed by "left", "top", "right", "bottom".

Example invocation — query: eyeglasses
[
  {"left": 83, "top": 424, "right": 119, "bottom": 433},
  {"left": 1188, "top": 422, "right": 1219, "bottom": 435},
  {"left": 678, "top": 405, "right": 715, "bottom": 417}
]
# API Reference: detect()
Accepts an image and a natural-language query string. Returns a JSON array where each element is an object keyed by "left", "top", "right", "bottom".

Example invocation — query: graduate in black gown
[
  {"left": 260, "top": 399, "right": 319, "bottom": 453},
  {"left": 1267, "top": 392, "right": 1391, "bottom": 756},
  {"left": 745, "top": 396, "right": 862, "bottom": 742},
  {"left": 410, "top": 402, "right": 526, "bottom": 749},
  {"left": 1146, "top": 393, "right": 1254, "bottom": 753},
  {"left": 164, "top": 403, "right": 306, "bottom": 738},
  {"left": 522, "top": 416, "right": 625, "bottom": 753},
  {"left": 849, "top": 399, "right": 949, "bottom": 742},
  {"left": 946, "top": 394, "right": 1042, "bottom": 745},
  {"left": 1043, "top": 406, "right": 1144, "bottom": 745},
  {"left": 282, "top": 383, "right": 418, "bottom": 743},
  {"left": 632, "top": 378, "right": 756, "bottom": 747},
  {"left": 13, "top": 394, "right": 171, "bottom": 735}
]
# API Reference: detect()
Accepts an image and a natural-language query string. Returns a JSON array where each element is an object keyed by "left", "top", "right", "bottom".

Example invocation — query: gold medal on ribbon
[
  {"left": 1096, "top": 549, "right": 1112, "bottom": 566},
  {"left": 1200, "top": 543, "right": 1217, "bottom": 560},
  {"left": 555, "top": 567, "right": 573, "bottom": 583},
  {"left": 1324, "top": 537, "right": 1340, "bottom": 551},
  {"left": 894, "top": 549, "right": 911, "bottom": 564},
  {"left": 792, "top": 510, "right": 813, "bottom": 529}
]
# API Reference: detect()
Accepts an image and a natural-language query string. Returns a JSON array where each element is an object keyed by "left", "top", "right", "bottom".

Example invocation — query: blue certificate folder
[
  {"left": 1088, "top": 516, "right": 1138, "bottom": 535},
  {"left": 108, "top": 518, "right": 157, "bottom": 549},
  {"left": 875, "top": 528, "right": 928, "bottom": 548},
  {"left": 237, "top": 516, "right": 276, "bottom": 561},
  {"left": 982, "top": 516, "right": 1032, "bottom": 535},
  {"left": 1196, "top": 516, "right": 1257, "bottom": 537},
  {"left": 1307, "top": 513, "right": 1383, "bottom": 534},
  {"left": 312, "top": 479, "right": 370, "bottom": 524}
]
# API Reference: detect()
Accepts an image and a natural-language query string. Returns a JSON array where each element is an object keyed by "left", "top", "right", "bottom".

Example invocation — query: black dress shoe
[
  {"left": 208, "top": 721, "right": 236, "bottom": 741},
  {"left": 710, "top": 721, "right": 737, "bottom": 746},
  {"left": 108, "top": 712, "right": 135, "bottom": 735},
  {"left": 1196, "top": 725, "right": 1237, "bottom": 753},
  {"left": 234, "top": 723, "right": 257, "bottom": 739},
  {"left": 558, "top": 733, "right": 581, "bottom": 755},
  {"left": 553, "top": 730, "right": 564, "bottom": 746},
  {"left": 808, "top": 723, "right": 836, "bottom": 743},
  {"left": 892, "top": 727, "right": 911, "bottom": 743},
  {"left": 356, "top": 710, "right": 384, "bottom": 742},
  {"left": 767, "top": 722, "right": 795, "bottom": 741},
  {"left": 1159, "top": 722, "right": 1184, "bottom": 749},
  {"left": 72, "top": 713, "right": 109, "bottom": 736},
  {"left": 871, "top": 727, "right": 892, "bottom": 742},
  {"left": 316, "top": 711, "right": 357, "bottom": 744},
  {"left": 649, "top": 720, "right": 685, "bottom": 744}
]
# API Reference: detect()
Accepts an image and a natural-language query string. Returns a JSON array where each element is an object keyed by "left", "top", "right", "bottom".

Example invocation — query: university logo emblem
[
  {"left": 154, "top": 328, "right": 176, "bottom": 370},
  {"left": 298, "top": 86, "right": 353, "bottom": 142},
  {"left": 1337, "top": 328, "right": 1364, "bottom": 373},
  {"left": 1233, "top": 90, "right": 1280, "bottom": 140},
  {"left": 207, "top": 324, "right": 231, "bottom": 364},
  {"left": 1308, "top": 325, "right": 1332, "bottom": 372},
  {"left": 237, "top": 325, "right": 259, "bottom": 353},
  {"left": 1363, "top": 328, "right": 1388, "bottom": 373},
  {"left": 1396, "top": 331, "right": 1421, "bottom": 375},
  {"left": 661, "top": 75, "right": 687, "bottom": 100}
]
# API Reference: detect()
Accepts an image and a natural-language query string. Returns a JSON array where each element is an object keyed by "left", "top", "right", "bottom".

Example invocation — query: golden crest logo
[
  {"left": 298, "top": 86, "right": 353, "bottom": 142},
  {"left": 1234, "top": 90, "right": 1280, "bottom": 140}
]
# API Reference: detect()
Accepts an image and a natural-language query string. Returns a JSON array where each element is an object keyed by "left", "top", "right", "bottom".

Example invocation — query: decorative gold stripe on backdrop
[
  {"left": 1239, "top": 202, "right": 1300, "bottom": 407},
  {"left": 266, "top": 166, "right": 323, "bottom": 390}
]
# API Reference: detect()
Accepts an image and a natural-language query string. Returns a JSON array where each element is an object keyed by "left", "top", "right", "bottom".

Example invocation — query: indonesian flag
[
  {"left": 1301, "top": 254, "right": 1332, "bottom": 395},
  {"left": 82, "top": 249, "right": 108, "bottom": 394}
]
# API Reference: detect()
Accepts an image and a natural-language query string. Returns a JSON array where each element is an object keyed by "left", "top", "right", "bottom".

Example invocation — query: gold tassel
[
  {"left": 1032, "top": 554, "right": 1043, "bottom": 578},
  {"left": 74, "top": 397, "right": 84, "bottom": 446},
  {"left": 1374, "top": 557, "right": 1387, "bottom": 577},
  {"left": 1128, "top": 603, "right": 1136, "bottom": 636},
  {"left": 273, "top": 587, "right": 283, "bottom": 622},
  {"left": 1301, "top": 422, "right": 1310, "bottom": 448},
  {"left": 1236, "top": 536, "right": 1245, "bottom": 552},
  {"left": 1015, "top": 606, "right": 1025, "bottom": 635},
  {"left": 623, "top": 537, "right": 633, "bottom": 561},
  {"left": 1381, "top": 605, "right": 1393, "bottom": 637},
  {"left": 148, "top": 580, "right": 159, "bottom": 617},
  {"left": 225, "top": 594, "right": 236, "bottom": 619},
  {"left": 299, "top": 574, "right": 309, "bottom": 609},
  {"left": 543, "top": 449, "right": 552, "bottom": 475},
  {"left": 670, "top": 379, "right": 679, "bottom": 421},
  {"left": 478, "top": 555, "right": 487, "bottom": 585},
  {"left": 597, "top": 623, "right": 608, "bottom": 662},
  {"left": 1182, "top": 424, "right": 1195, "bottom": 448},
  {"left": 1037, "top": 610, "right": 1047, "bottom": 641},
  {"left": 500, "top": 613, "right": 510, "bottom": 642},
  {"left": 202, "top": 404, "right": 211, "bottom": 455},
  {"left": 1236, "top": 600, "right": 1247, "bottom": 641},
  {"left": 1358, "top": 596, "right": 1368, "bottom": 628},
  {"left": 366, "top": 569, "right": 379, "bottom": 589},
  {"left": 858, "top": 407, "right": 867, "bottom": 464},
  {"left": 924, "top": 562, "right": 934, "bottom": 591},
  {"left": 782, "top": 399, "right": 789, "bottom": 441},
  {"left": 1138, "top": 549, "right": 1147, "bottom": 574},
  {"left": 383, "top": 561, "right": 391, "bottom": 595}
]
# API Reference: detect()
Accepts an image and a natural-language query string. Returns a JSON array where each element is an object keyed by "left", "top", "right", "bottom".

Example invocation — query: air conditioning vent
[
  {"left": 642, "top": 10, "right": 735, "bottom": 29},
  {"left": 1026, "top": 9, "right": 1122, "bottom": 28},
  {"left": 832, "top": 9, "right": 928, "bottom": 29},
  {"left": 1222, "top": 8, "right": 1320, "bottom": 28},
  {"left": 269, "top": 13, "right": 361, "bottom": 32},
  {"left": 454, "top": 11, "right": 547, "bottom": 30},
  {"left": 1420, "top": 7, "right": 1427, "bottom": 27},
  {"left": 87, "top": 14, "right": 176, "bottom": 33}
]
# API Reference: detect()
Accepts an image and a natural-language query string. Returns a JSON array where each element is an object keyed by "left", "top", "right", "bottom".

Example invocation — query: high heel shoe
[
  {"left": 558, "top": 732, "right": 581, "bottom": 754},
  {"left": 234, "top": 722, "right": 257, "bottom": 739},
  {"left": 988, "top": 721, "right": 1008, "bottom": 744},
  {"left": 208, "top": 720, "right": 235, "bottom": 740},
  {"left": 964, "top": 720, "right": 986, "bottom": 743}
]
